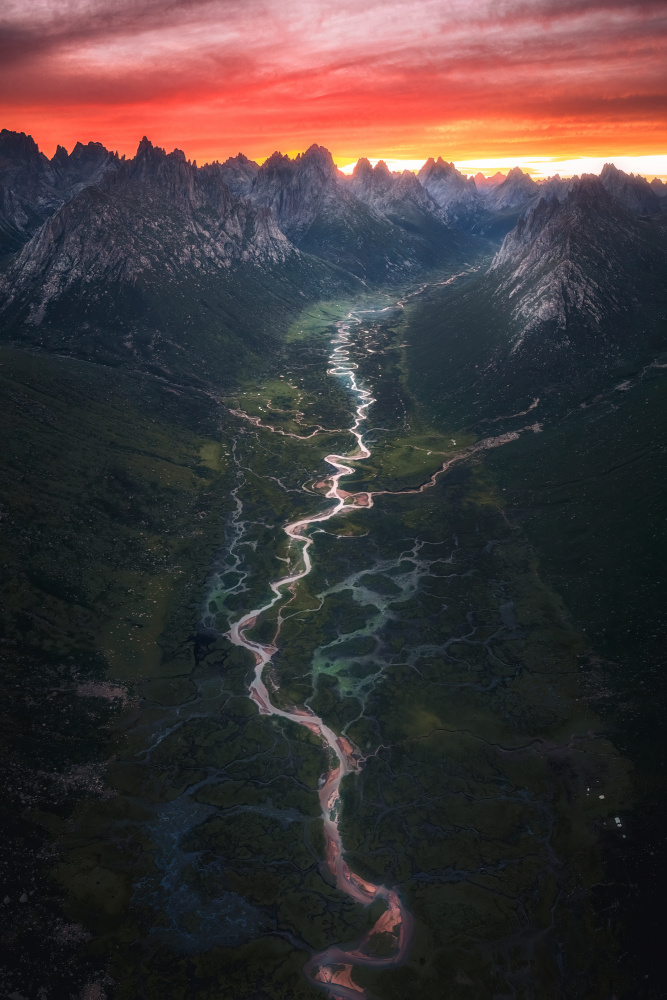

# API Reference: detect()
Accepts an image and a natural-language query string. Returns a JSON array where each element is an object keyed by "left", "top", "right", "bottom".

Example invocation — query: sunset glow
[
  {"left": 1, "top": 0, "right": 665, "bottom": 166},
  {"left": 339, "top": 155, "right": 667, "bottom": 181}
]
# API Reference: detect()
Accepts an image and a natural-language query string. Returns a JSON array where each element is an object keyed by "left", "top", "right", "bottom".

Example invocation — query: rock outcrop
[
  {"left": 418, "top": 157, "right": 480, "bottom": 220},
  {"left": 489, "top": 176, "right": 666, "bottom": 353},
  {"left": 599, "top": 162, "right": 663, "bottom": 215},
  {"left": 483, "top": 166, "right": 538, "bottom": 212}
]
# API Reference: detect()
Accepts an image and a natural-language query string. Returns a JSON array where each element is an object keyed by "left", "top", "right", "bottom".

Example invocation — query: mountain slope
[
  {"left": 0, "top": 130, "right": 119, "bottom": 253},
  {"left": 417, "top": 156, "right": 481, "bottom": 222},
  {"left": 404, "top": 177, "right": 667, "bottom": 427},
  {"left": 489, "top": 177, "right": 665, "bottom": 347},
  {"left": 239, "top": 145, "right": 481, "bottom": 281},
  {"left": 0, "top": 138, "right": 357, "bottom": 383},
  {"left": 216, "top": 153, "right": 260, "bottom": 197},
  {"left": 599, "top": 162, "right": 663, "bottom": 215}
]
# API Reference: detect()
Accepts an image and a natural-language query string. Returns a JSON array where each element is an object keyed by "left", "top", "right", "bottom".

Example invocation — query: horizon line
[{"left": 4, "top": 128, "right": 667, "bottom": 182}]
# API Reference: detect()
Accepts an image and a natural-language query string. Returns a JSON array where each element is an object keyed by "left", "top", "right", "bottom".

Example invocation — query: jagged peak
[
  {"left": 493, "top": 175, "right": 611, "bottom": 250},
  {"left": 497, "top": 174, "right": 613, "bottom": 258},
  {"left": 301, "top": 143, "right": 335, "bottom": 163},
  {"left": 475, "top": 171, "right": 506, "bottom": 187},
  {"left": 600, "top": 162, "right": 620, "bottom": 179},
  {"left": 132, "top": 137, "right": 189, "bottom": 170},
  {"left": 259, "top": 145, "right": 337, "bottom": 180},
  {"left": 70, "top": 140, "right": 112, "bottom": 160},
  {"left": 298, "top": 144, "right": 338, "bottom": 177},
  {"left": 136, "top": 136, "right": 161, "bottom": 158},
  {"left": 225, "top": 152, "right": 256, "bottom": 166},
  {"left": 262, "top": 150, "right": 291, "bottom": 168},
  {"left": 430, "top": 156, "right": 455, "bottom": 170},
  {"left": 419, "top": 157, "right": 458, "bottom": 178},
  {"left": 0, "top": 129, "right": 43, "bottom": 161},
  {"left": 571, "top": 173, "right": 606, "bottom": 193},
  {"left": 417, "top": 158, "right": 473, "bottom": 194},
  {"left": 566, "top": 174, "right": 627, "bottom": 212},
  {"left": 523, "top": 176, "right": 609, "bottom": 223},
  {"left": 505, "top": 166, "right": 535, "bottom": 183},
  {"left": 599, "top": 162, "right": 655, "bottom": 189},
  {"left": 485, "top": 167, "right": 539, "bottom": 209},
  {"left": 352, "top": 157, "right": 373, "bottom": 178},
  {"left": 396, "top": 169, "right": 422, "bottom": 188}
]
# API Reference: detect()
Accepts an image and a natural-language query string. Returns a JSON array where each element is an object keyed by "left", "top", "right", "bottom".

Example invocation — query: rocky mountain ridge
[
  {"left": 484, "top": 165, "right": 539, "bottom": 212},
  {"left": 0, "top": 136, "right": 351, "bottom": 383},
  {"left": 0, "top": 129, "right": 664, "bottom": 387},
  {"left": 0, "top": 129, "right": 120, "bottom": 251},
  {"left": 349, "top": 157, "right": 442, "bottom": 218},
  {"left": 489, "top": 176, "right": 632, "bottom": 350},
  {"left": 1, "top": 137, "right": 292, "bottom": 323},
  {"left": 599, "top": 162, "right": 663, "bottom": 215},
  {"left": 404, "top": 179, "right": 667, "bottom": 435},
  {"left": 417, "top": 156, "right": 480, "bottom": 220},
  {"left": 474, "top": 171, "right": 506, "bottom": 189},
  {"left": 1, "top": 129, "right": 663, "bottom": 267},
  {"left": 216, "top": 144, "right": 479, "bottom": 280},
  {"left": 489, "top": 177, "right": 666, "bottom": 383}
]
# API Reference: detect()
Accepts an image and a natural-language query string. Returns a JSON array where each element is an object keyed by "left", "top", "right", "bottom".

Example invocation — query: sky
[{"left": 1, "top": 0, "right": 666, "bottom": 175}]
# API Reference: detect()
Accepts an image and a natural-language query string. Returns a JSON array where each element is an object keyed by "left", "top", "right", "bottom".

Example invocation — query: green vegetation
[
  {"left": 295, "top": 200, "right": 484, "bottom": 284},
  {"left": 352, "top": 428, "right": 476, "bottom": 492},
  {"left": 2, "top": 246, "right": 662, "bottom": 999},
  {"left": 194, "top": 294, "right": 635, "bottom": 997},
  {"left": 484, "top": 364, "right": 667, "bottom": 984},
  {"left": 0, "top": 343, "right": 241, "bottom": 997},
  {"left": 0, "top": 345, "right": 232, "bottom": 671},
  {"left": 395, "top": 266, "right": 667, "bottom": 993},
  {"left": 285, "top": 298, "right": 365, "bottom": 343}
]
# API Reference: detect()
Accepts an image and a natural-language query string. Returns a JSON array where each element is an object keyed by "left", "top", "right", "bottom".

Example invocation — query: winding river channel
[
  {"left": 227, "top": 313, "right": 414, "bottom": 998},
  {"left": 222, "top": 291, "right": 544, "bottom": 997}
]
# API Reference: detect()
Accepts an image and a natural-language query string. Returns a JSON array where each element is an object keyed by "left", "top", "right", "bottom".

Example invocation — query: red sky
[{"left": 1, "top": 0, "right": 666, "bottom": 167}]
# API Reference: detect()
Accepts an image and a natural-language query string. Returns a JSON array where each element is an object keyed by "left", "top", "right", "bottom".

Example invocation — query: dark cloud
[{"left": 0, "top": 0, "right": 262, "bottom": 67}]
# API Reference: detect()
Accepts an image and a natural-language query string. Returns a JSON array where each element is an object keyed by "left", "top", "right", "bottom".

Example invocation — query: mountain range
[{"left": 0, "top": 129, "right": 665, "bottom": 393}]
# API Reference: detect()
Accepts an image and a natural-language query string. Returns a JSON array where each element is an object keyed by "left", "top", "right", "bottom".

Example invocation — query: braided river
[{"left": 224, "top": 302, "right": 539, "bottom": 997}]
